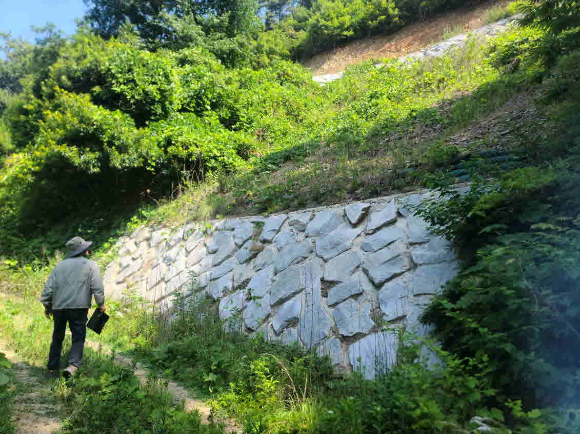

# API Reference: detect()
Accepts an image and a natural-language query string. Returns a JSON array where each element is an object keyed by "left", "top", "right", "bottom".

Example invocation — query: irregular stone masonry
[
  {"left": 312, "top": 15, "right": 522, "bottom": 84},
  {"left": 103, "top": 190, "right": 458, "bottom": 379}
]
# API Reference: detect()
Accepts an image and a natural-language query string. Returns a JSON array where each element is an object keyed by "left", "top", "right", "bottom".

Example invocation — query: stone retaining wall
[{"left": 103, "top": 190, "right": 458, "bottom": 378}]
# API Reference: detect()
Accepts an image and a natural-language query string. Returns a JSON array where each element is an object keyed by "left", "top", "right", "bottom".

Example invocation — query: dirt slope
[{"left": 304, "top": 0, "right": 511, "bottom": 75}]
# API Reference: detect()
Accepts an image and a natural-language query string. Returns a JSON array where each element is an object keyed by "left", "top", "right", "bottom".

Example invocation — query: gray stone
[
  {"left": 323, "top": 251, "right": 361, "bottom": 283},
  {"left": 147, "top": 263, "right": 166, "bottom": 290},
  {"left": 207, "top": 232, "right": 230, "bottom": 254},
  {"left": 165, "top": 271, "right": 191, "bottom": 296},
  {"left": 233, "top": 221, "right": 255, "bottom": 247},
  {"left": 316, "top": 224, "right": 362, "bottom": 261},
  {"left": 406, "top": 215, "right": 433, "bottom": 244},
  {"left": 407, "top": 262, "right": 458, "bottom": 296},
  {"left": 316, "top": 338, "right": 344, "bottom": 366},
  {"left": 378, "top": 276, "right": 409, "bottom": 322},
  {"left": 365, "top": 201, "right": 397, "bottom": 234},
  {"left": 244, "top": 294, "right": 271, "bottom": 330},
  {"left": 361, "top": 225, "right": 403, "bottom": 253},
  {"left": 362, "top": 243, "right": 408, "bottom": 287},
  {"left": 134, "top": 226, "right": 152, "bottom": 244},
  {"left": 236, "top": 239, "right": 261, "bottom": 264},
  {"left": 305, "top": 211, "right": 343, "bottom": 238},
  {"left": 221, "top": 218, "right": 243, "bottom": 231},
  {"left": 276, "top": 327, "right": 299, "bottom": 345},
  {"left": 116, "top": 257, "right": 143, "bottom": 283},
  {"left": 210, "top": 257, "right": 236, "bottom": 281},
  {"left": 184, "top": 231, "right": 204, "bottom": 252},
  {"left": 410, "top": 237, "right": 455, "bottom": 265},
  {"left": 270, "top": 265, "right": 307, "bottom": 306},
  {"left": 150, "top": 228, "right": 169, "bottom": 247},
  {"left": 349, "top": 331, "right": 398, "bottom": 379},
  {"left": 254, "top": 245, "right": 278, "bottom": 272},
  {"left": 247, "top": 265, "right": 275, "bottom": 298},
  {"left": 211, "top": 233, "right": 236, "bottom": 266},
  {"left": 288, "top": 212, "right": 313, "bottom": 231},
  {"left": 259, "top": 214, "right": 288, "bottom": 243},
  {"left": 299, "top": 300, "right": 331, "bottom": 349},
  {"left": 119, "top": 255, "right": 132, "bottom": 271},
  {"left": 233, "top": 263, "right": 254, "bottom": 289},
  {"left": 193, "top": 271, "right": 210, "bottom": 290},
  {"left": 187, "top": 244, "right": 206, "bottom": 267},
  {"left": 166, "top": 254, "right": 186, "bottom": 281},
  {"left": 272, "top": 296, "right": 301, "bottom": 334},
  {"left": 131, "top": 243, "right": 148, "bottom": 260},
  {"left": 190, "top": 255, "right": 212, "bottom": 277},
  {"left": 274, "top": 240, "right": 313, "bottom": 273},
  {"left": 333, "top": 297, "right": 373, "bottom": 337},
  {"left": 208, "top": 272, "right": 232, "bottom": 299},
  {"left": 273, "top": 230, "right": 297, "bottom": 248},
  {"left": 328, "top": 275, "right": 364, "bottom": 307},
  {"left": 219, "top": 290, "right": 246, "bottom": 320},
  {"left": 167, "top": 227, "right": 186, "bottom": 249},
  {"left": 162, "top": 244, "right": 181, "bottom": 265},
  {"left": 395, "top": 193, "right": 424, "bottom": 218},
  {"left": 345, "top": 202, "right": 371, "bottom": 226},
  {"left": 122, "top": 239, "right": 138, "bottom": 256},
  {"left": 103, "top": 263, "right": 117, "bottom": 286}
]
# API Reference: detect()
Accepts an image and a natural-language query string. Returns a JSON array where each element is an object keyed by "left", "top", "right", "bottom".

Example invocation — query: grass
[
  {"left": 0, "top": 287, "right": 226, "bottom": 434},
  {"left": 483, "top": 2, "right": 523, "bottom": 26}
]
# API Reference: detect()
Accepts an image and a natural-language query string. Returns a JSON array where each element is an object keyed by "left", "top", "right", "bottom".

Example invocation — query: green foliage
[{"left": 0, "top": 352, "right": 14, "bottom": 434}]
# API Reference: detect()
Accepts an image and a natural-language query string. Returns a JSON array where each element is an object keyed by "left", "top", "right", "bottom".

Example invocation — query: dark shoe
[{"left": 62, "top": 365, "right": 78, "bottom": 379}]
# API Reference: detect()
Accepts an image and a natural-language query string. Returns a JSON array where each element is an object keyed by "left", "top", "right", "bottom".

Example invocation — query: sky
[{"left": 0, "top": 0, "right": 87, "bottom": 42}]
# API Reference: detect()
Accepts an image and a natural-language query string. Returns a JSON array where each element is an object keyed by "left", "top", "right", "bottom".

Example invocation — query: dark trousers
[{"left": 47, "top": 309, "right": 88, "bottom": 370}]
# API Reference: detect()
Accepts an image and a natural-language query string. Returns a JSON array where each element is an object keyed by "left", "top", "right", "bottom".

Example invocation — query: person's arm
[
  {"left": 40, "top": 270, "right": 56, "bottom": 319},
  {"left": 89, "top": 261, "right": 106, "bottom": 312}
]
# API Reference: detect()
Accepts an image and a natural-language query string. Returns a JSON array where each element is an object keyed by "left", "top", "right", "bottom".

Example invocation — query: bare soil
[
  {"left": 0, "top": 344, "right": 62, "bottom": 434},
  {"left": 303, "top": 0, "right": 511, "bottom": 75}
]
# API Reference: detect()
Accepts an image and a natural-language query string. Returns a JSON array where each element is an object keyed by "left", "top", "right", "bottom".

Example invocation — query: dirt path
[
  {"left": 304, "top": 0, "right": 512, "bottom": 75},
  {"left": 0, "top": 345, "right": 62, "bottom": 434},
  {"left": 85, "top": 340, "right": 242, "bottom": 434}
]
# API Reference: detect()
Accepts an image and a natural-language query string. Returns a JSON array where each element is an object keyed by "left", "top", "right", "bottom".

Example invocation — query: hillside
[{"left": 304, "top": 0, "right": 513, "bottom": 74}]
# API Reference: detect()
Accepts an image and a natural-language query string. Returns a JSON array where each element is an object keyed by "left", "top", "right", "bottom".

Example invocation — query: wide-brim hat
[{"left": 65, "top": 236, "right": 92, "bottom": 258}]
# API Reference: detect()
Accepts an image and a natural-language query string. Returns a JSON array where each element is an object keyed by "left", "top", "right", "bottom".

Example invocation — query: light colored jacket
[{"left": 40, "top": 257, "right": 105, "bottom": 310}]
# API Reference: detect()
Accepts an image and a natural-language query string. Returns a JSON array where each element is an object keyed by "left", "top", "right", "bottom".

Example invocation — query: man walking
[{"left": 40, "top": 236, "right": 106, "bottom": 378}]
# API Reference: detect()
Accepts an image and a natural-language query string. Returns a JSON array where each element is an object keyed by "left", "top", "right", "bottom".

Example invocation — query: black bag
[{"left": 87, "top": 308, "right": 109, "bottom": 334}]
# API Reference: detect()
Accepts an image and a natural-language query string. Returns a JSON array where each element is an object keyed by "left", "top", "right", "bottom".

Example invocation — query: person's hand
[
  {"left": 99, "top": 305, "right": 106, "bottom": 313},
  {"left": 44, "top": 308, "right": 52, "bottom": 320}
]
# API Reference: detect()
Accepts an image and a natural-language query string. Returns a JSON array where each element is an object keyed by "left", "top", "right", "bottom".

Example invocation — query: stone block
[
  {"left": 166, "top": 254, "right": 186, "bottom": 281},
  {"left": 190, "top": 255, "right": 212, "bottom": 277},
  {"left": 274, "top": 240, "right": 313, "bottom": 273},
  {"left": 187, "top": 244, "right": 206, "bottom": 267},
  {"left": 259, "top": 214, "right": 288, "bottom": 243},
  {"left": 365, "top": 201, "right": 397, "bottom": 234},
  {"left": 184, "top": 231, "right": 204, "bottom": 253},
  {"left": 219, "top": 290, "right": 246, "bottom": 320},
  {"left": 323, "top": 251, "right": 361, "bottom": 283},
  {"left": 233, "top": 221, "right": 255, "bottom": 247},
  {"left": 348, "top": 331, "right": 398, "bottom": 379},
  {"left": 299, "top": 299, "right": 331, "bottom": 349},
  {"left": 210, "top": 232, "right": 236, "bottom": 266},
  {"left": 247, "top": 265, "right": 275, "bottom": 298},
  {"left": 273, "top": 230, "right": 297, "bottom": 248},
  {"left": 315, "top": 224, "right": 363, "bottom": 261},
  {"left": 270, "top": 265, "right": 307, "bottom": 306},
  {"left": 328, "top": 275, "right": 364, "bottom": 307},
  {"left": 406, "top": 215, "right": 433, "bottom": 245},
  {"left": 410, "top": 237, "right": 455, "bottom": 265},
  {"left": 362, "top": 243, "right": 408, "bottom": 287},
  {"left": 116, "top": 257, "right": 143, "bottom": 283},
  {"left": 233, "top": 263, "right": 254, "bottom": 289},
  {"left": 236, "top": 239, "right": 261, "bottom": 264},
  {"left": 146, "top": 263, "right": 166, "bottom": 290},
  {"left": 316, "top": 338, "right": 344, "bottom": 367},
  {"left": 244, "top": 294, "right": 271, "bottom": 330},
  {"left": 361, "top": 225, "right": 403, "bottom": 253},
  {"left": 287, "top": 212, "right": 313, "bottom": 231},
  {"left": 150, "top": 228, "right": 170, "bottom": 247},
  {"left": 208, "top": 272, "right": 232, "bottom": 300},
  {"left": 254, "top": 245, "right": 278, "bottom": 271},
  {"left": 305, "top": 211, "right": 343, "bottom": 238},
  {"left": 165, "top": 271, "right": 191, "bottom": 296},
  {"left": 210, "top": 257, "right": 236, "bottom": 281},
  {"left": 332, "top": 296, "right": 373, "bottom": 337},
  {"left": 272, "top": 296, "right": 301, "bottom": 334},
  {"left": 378, "top": 276, "right": 408, "bottom": 322},
  {"left": 345, "top": 202, "right": 371, "bottom": 226},
  {"left": 407, "top": 262, "right": 458, "bottom": 296}
]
